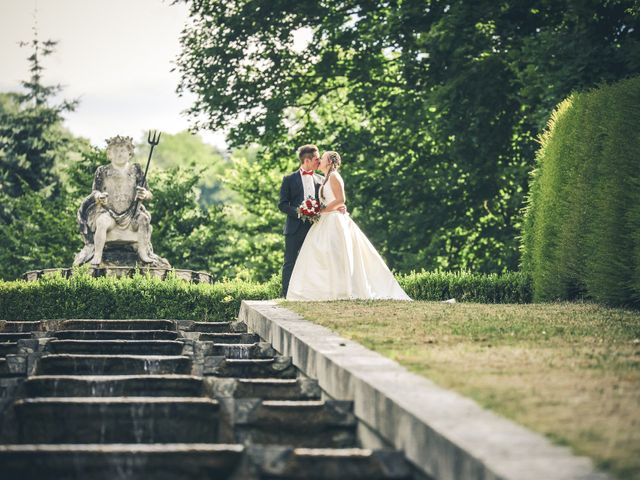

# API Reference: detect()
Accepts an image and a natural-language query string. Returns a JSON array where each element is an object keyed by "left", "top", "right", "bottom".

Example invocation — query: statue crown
[{"left": 105, "top": 135, "right": 135, "bottom": 151}]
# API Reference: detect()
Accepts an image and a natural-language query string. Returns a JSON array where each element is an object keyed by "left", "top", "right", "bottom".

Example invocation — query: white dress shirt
[{"left": 300, "top": 168, "right": 315, "bottom": 200}]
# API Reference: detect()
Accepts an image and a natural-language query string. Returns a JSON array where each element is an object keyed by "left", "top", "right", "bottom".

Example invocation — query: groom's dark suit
[{"left": 278, "top": 170, "right": 322, "bottom": 297}]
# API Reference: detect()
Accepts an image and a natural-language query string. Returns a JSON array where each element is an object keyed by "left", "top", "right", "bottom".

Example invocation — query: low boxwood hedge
[
  {"left": 0, "top": 271, "right": 279, "bottom": 321},
  {"left": 0, "top": 270, "right": 531, "bottom": 321},
  {"left": 398, "top": 270, "right": 531, "bottom": 303}
]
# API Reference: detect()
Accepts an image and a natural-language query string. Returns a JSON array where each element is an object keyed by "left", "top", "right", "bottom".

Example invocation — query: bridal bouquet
[{"left": 297, "top": 196, "right": 322, "bottom": 223}]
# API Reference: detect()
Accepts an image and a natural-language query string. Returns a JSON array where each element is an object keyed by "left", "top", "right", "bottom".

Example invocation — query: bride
[{"left": 286, "top": 151, "right": 411, "bottom": 301}]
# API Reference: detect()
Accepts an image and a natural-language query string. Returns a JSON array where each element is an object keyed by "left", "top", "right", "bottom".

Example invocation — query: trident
[
  {"left": 125, "top": 130, "right": 161, "bottom": 219},
  {"left": 142, "top": 130, "right": 161, "bottom": 186}
]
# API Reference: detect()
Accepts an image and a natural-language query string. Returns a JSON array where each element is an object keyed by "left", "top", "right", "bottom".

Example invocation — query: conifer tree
[{"left": 0, "top": 23, "right": 77, "bottom": 201}]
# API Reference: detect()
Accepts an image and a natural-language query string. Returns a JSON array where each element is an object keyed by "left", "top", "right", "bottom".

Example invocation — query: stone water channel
[{"left": 0, "top": 317, "right": 416, "bottom": 479}]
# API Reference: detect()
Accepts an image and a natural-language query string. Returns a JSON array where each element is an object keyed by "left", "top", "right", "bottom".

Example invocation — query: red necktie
[{"left": 301, "top": 169, "right": 313, "bottom": 176}]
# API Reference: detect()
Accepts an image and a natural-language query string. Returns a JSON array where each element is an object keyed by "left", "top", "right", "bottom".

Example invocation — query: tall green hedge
[
  {"left": 0, "top": 272, "right": 279, "bottom": 321},
  {"left": 521, "top": 76, "right": 640, "bottom": 306}
]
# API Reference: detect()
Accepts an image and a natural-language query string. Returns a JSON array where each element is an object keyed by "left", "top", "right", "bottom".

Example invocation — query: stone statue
[{"left": 73, "top": 135, "right": 171, "bottom": 268}]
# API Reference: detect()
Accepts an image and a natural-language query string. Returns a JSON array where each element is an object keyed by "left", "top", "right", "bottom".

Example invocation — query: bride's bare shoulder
[
  {"left": 331, "top": 171, "right": 344, "bottom": 183},
  {"left": 328, "top": 171, "right": 345, "bottom": 197}
]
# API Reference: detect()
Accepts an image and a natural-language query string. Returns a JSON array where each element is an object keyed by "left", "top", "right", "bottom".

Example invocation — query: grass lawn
[{"left": 282, "top": 301, "right": 640, "bottom": 480}]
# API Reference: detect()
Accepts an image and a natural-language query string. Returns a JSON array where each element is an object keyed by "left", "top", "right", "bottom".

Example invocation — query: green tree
[
  {"left": 133, "top": 130, "right": 236, "bottom": 205},
  {"left": 177, "top": 0, "right": 640, "bottom": 274},
  {"left": 148, "top": 166, "right": 234, "bottom": 278},
  {"left": 0, "top": 146, "right": 102, "bottom": 280},
  {"left": 0, "top": 188, "right": 78, "bottom": 280},
  {"left": 221, "top": 145, "right": 286, "bottom": 281},
  {"left": 0, "top": 29, "right": 77, "bottom": 201}
]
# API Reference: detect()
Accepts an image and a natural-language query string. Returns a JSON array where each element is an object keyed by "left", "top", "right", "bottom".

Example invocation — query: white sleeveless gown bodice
[{"left": 286, "top": 172, "right": 410, "bottom": 301}]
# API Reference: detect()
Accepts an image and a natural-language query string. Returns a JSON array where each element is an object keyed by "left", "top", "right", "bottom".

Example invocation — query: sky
[{"left": 0, "top": 0, "right": 227, "bottom": 149}]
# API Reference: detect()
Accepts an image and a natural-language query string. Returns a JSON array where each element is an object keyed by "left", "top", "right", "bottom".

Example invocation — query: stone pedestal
[
  {"left": 22, "top": 267, "right": 214, "bottom": 284},
  {"left": 100, "top": 243, "right": 140, "bottom": 267}
]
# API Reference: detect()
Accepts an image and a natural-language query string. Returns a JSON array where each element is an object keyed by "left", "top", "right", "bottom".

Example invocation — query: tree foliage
[
  {"left": 133, "top": 130, "right": 236, "bottom": 205},
  {"left": 0, "top": 32, "right": 77, "bottom": 201},
  {"left": 222, "top": 146, "right": 287, "bottom": 281},
  {"left": 177, "top": 0, "right": 640, "bottom": 274},
  {"left": 0, "top": 187, "right": 78, "bottom": 280},
  {"left": 148, "top": 166, "right": 232, "bottom": 277}
]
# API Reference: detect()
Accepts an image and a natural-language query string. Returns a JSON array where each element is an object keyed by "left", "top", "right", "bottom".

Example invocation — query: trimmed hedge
[
  {"left": 521, "top": 76, "right": 640, "bottom": 306},
  {"left": 0, "top": 271, "right": 279, "bottom": 321},
  {"left": 398, "top": 270, "right": 531, "bottom": 303},
  {"left": 0, "top": 270, "right": 530, "bottom": 320}
]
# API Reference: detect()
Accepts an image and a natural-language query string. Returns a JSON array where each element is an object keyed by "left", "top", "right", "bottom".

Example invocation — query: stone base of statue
[
  {"left": 76, "top": 241, "right": 169, "bottom": 268},
  {"left": 73, "top": 232, "right": 172, "bottom": 270},
  {"left": 22, "top": 267, "right": 214, "bottom": 284},
  {"left": 100, "top": 243, "right": 140, "bottom": 267}
]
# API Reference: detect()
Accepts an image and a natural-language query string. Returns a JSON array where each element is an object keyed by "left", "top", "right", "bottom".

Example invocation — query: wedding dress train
[{"left": 286, "top": 172, "right": 410, "bottom": 301}]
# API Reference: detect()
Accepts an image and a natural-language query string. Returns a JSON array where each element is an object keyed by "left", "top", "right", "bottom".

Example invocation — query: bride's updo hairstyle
[
  {"left": 325, "top": 151, "right": 341, "bottom": 171},
  {"left": 321, "top": 150, "right": 342, "bottom": 198}
]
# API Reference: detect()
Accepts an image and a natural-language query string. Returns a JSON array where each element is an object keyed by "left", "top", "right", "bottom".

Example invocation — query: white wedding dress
[{"left": 286, "top": 172, "right": 411, "bottom": 301}]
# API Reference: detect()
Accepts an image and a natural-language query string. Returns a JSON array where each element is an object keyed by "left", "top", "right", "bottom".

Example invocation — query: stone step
[
  {"left": 187, "top": 321, "right": 233, "bottom": 333},
  {"left": 37, "top": 354, "right": 192, "bottom": 375},
  {"left": 0, "top": 356, "right": 25, "bottom": 377},
  {"left": 0, "top": 342, "right": 19, "bottom": 356},
  {"left": 209, "top": 378, "right": 321, "bottom": 400},
  {"left": 230, "top": 400, "right": 357, "bottom": 447},
  {"left": 247, "top": 445, "right": 413, "bottom": 480},
  {"left": 199, "top": 332, "right": 260, "bottom": 343},
  {"left": 0, "top": 443, "right": 244, "bottom": 480},
  {"left": 25, "top": 375, "right": 204, "bottom": 397},
  {"left": 52, "top": 329, "right": 179, "bottom": 341},
  {"left": 205, "top": 357, "right": 297, "bottom": 379},
  {"left": 0, "top": 358, "right": 8, "bottom": 376},
  {"left": 0, "top": 332, "right": 32, "bottom": 342},
  {"left": 15, "top": 397, "right": 220, "bottom": 443},
  {"left": 60, "top": 319, "right": 177, "bottom": 331},
  {"left": 46, "top": 340, "right": 184, "bottom": 355},
  {"left": 0, "top": 321, "right": 42, "bottom": 333},
  {"left": 204, "top": 342, "right": 275, "bottom": 359}
]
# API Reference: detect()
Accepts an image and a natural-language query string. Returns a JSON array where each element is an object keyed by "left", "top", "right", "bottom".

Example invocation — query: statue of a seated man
[{"left": 73, "top": 135, "right": 170, "bottom": 268}]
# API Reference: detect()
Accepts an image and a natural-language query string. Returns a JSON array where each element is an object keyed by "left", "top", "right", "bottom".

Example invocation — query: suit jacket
[{"left": 279, "top": 170, "right": 323, "bottom": 235}]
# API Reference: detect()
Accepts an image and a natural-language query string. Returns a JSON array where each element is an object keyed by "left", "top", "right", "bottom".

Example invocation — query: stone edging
[{"left": 239, "top": 300, "right": 609, "bottom": 480}]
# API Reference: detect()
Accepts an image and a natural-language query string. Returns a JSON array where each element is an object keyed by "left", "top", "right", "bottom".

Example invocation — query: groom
[{"left": 278, "top": 144, "right": 323, "bottom": 297}]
